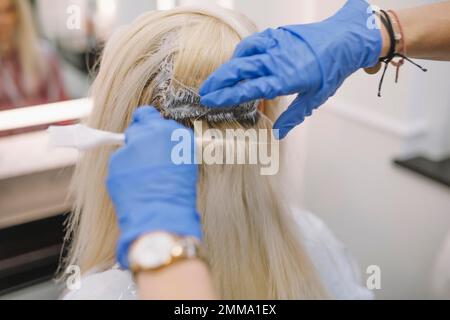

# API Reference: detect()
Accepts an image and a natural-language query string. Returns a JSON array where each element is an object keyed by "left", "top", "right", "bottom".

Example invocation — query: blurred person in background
[{"left": 0, "top": 0, "right": 67, "bottom": 111}]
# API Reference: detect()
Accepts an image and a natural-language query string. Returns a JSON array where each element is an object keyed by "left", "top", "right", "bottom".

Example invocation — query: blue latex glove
[
  {"left": 106, "top": 106, "right": 202, "bottom": 268},
  {"left": 199, "top": 0, "right": 382, "bottom": 139}
]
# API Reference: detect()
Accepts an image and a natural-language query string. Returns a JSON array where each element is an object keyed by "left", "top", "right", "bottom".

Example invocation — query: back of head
[{"left": 66, "top": 5, "right": 328, "bottom": 299}]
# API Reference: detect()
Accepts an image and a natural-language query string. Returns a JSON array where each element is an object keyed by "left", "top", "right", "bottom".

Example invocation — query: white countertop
[
  {"left": 0, "top": 130, "right": 79, "bottom": 180},
  {"left": 0, "top": 99, "right": 92, "bottom": 179},
  {"left": 0, "top": 98, "right": 92, "bottom": 131}
]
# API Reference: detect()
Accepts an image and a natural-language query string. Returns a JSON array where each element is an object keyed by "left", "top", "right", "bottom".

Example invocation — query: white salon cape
[{"left": 63, "top": 208, "right": 374, "bottom": 300}]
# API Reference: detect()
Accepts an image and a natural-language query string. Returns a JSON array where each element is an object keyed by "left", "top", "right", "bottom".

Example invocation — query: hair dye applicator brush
[{"left": 48, "top": 124, "right": 125, "bottom": 151}]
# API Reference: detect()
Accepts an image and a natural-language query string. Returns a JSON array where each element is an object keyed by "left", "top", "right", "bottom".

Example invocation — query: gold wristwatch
[{"left": 128, "top": 232, "right": 206, "bottom": 274}]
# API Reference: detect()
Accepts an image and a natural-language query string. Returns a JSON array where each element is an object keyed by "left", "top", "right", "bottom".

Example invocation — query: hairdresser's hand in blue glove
[
  {"left": 200, "top": 0, "right": 382, "bottom": 139},
  {"left": 106, "top": 106, "right": 201, "bottom": 268}
]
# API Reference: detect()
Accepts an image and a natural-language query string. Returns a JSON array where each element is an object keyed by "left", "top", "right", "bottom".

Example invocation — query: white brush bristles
[{"left": 47, "top": 124, "right": 125, "bottom": 151}]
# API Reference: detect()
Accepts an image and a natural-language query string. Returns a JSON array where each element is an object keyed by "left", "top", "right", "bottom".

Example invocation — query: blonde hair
[
  {"left": 64, "top": 6, "right": 329, "bottom": 299},
  {"left": 10, "top": 0, "right": 46, "bottom": 94}
]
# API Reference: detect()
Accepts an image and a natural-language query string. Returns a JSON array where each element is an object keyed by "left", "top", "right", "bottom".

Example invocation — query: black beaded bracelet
[
  {"left": 366, "top": 10, "right": 428, "bottom": 97},
  {"left": 379, "top": 10, "right": 396, "bottom": 63}
]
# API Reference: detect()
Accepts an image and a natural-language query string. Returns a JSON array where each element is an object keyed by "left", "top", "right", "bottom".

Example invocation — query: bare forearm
[
  {"left": 380, "top": 1, "right": 450, "bottom": 60},
  {"left": 137, "top": 259, "right": 217, "bottom": 300}
]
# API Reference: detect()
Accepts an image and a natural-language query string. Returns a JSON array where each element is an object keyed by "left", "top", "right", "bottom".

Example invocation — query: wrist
[
  {"left": 395, "top": 9, "right": 421, "bottom": 58},
  {"left": 137, "top": 258, "right": 216, "bottom": 300}
]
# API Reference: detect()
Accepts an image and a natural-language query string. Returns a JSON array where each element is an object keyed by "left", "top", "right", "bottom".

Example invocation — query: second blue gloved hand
[
  {"left": 199, "top": 0, "right": 382, "bottom": 139},
  {"left": 106, "top": 106, "right": 202, "bottom": 269}
]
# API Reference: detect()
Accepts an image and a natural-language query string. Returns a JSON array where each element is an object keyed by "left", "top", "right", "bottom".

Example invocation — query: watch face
[{"left": 133, "top": 234, "right": 177, "bottom": 269}]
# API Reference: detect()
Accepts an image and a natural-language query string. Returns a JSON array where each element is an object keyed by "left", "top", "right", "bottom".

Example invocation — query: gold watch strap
[{"left": 130, "top": 235, "right": 207, "bottom": 275}]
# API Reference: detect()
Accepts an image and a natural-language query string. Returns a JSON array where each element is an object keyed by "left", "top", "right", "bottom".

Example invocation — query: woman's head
[
  {"left": 0, "top": 0, "right": 40, "bottom": 52},
  {"left": 66, "top": 5, "right": 327, "bottom": 299},
  {"left": 0, "top": 0, "right": 45, "bottom": 94},
  {"left": 0, "top": 0, "right": 17, "bottom": 52},
  {"left": 88, "top": 6, "right": 259, "bottom": 133}
]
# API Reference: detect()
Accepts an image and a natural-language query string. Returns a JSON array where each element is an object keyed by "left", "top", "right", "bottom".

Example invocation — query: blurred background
[{"left": 0, "top": 0, "right": 449, "bottom": 300}]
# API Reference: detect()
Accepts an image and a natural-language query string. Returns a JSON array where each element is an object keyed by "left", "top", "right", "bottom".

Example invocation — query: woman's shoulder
[
  {"left": 291, "top": 208, "right": 344, "bottom": 249},
  {"left": 291, "top": 207, "right": 375, "bottom": 300},
  {"left": 62, "top": 210, "right": 373, "bottom": 300},
  {"left": 62, "top": 266, "right": 137, "bottom": 300}
]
